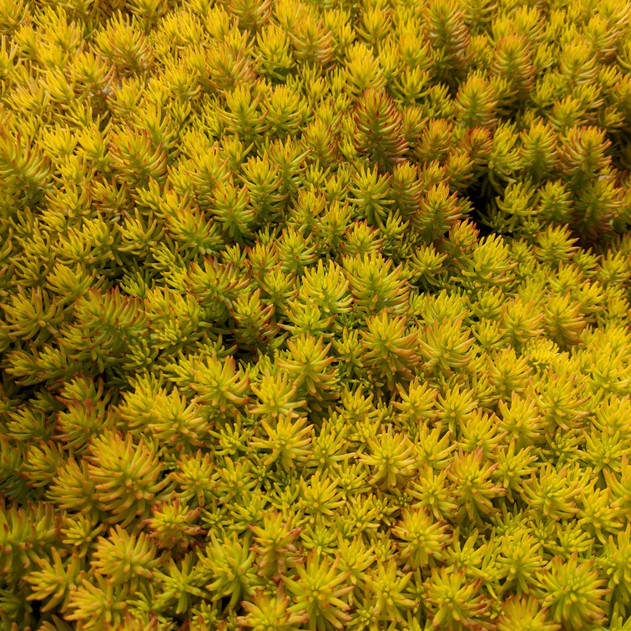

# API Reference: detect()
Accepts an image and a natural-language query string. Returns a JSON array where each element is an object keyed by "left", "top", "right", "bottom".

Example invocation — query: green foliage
[{"left": 1, "top": 0, "right": 631, "bottom": 629}]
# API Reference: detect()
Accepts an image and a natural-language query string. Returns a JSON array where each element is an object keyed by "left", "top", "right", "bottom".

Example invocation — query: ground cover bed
[{"left": 1, "top": 0, "right": 631, "bottom": 629}]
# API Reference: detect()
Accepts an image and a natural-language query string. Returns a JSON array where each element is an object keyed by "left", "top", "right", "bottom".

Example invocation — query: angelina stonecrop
[{"left": 1, "top": 0, "right": 631, "bottom": 630}]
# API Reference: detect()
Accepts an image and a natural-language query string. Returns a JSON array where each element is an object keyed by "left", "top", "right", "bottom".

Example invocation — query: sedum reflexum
[{"left": 0, "top": 0, "right": 630, "bottom": 629}]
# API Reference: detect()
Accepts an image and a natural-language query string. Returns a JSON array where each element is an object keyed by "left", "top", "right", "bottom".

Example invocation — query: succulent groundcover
[{"left": 1, "top": 0, "right": 631, "bottom": 629}]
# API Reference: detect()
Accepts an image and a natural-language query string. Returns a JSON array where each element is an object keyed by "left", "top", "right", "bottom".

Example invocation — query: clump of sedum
[{"left": 1, "top": 0, "right": 631, "bottom": 629}]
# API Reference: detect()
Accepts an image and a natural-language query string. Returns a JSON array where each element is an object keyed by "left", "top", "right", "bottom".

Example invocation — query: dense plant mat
[{"left": 1, "top": 0, "right": 631, "bottom": 629}]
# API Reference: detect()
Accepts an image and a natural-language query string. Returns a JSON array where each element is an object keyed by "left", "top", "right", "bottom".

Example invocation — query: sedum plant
[{"left": 0, "top": 0, "right": 630, "bottom": 629}]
